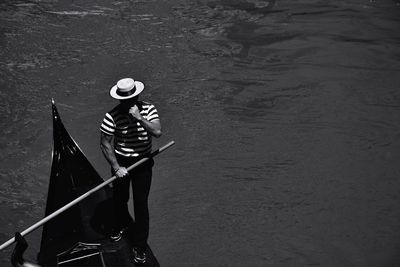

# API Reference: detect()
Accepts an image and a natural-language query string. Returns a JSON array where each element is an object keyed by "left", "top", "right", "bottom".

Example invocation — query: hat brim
[{"left": 110, "top": 81, "right": 144, "bottom": 100}]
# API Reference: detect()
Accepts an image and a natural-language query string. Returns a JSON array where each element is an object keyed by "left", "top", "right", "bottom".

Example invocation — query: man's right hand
[{"left": 115, "top": 167, "right": 128, "bottom": 178}]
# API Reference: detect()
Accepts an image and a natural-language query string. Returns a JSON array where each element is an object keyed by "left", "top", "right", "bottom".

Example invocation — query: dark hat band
[{"left": 116, "top": 86, "right": 136, "bottom": 97}]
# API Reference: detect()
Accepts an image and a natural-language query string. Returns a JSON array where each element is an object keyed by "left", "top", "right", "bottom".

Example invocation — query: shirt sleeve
[
  {"left": 100, "top": 113, "right": 115, "bottom": 135},
  {"left": 146, "top": 104, "right": 159, "bottom": 121}
]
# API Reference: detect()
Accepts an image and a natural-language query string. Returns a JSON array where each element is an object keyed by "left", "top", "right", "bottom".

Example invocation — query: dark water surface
[{"left": 1, "top": 0, "right": 400, "bottom": 266}]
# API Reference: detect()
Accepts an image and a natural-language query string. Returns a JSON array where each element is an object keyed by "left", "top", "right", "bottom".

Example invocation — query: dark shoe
[
  {"left": 133, "top": 247, "right": 146, "bottom": 264},
  {"left": 110, "top": 227, "right": 129, "bottom": 242},
  {"left": 110, "top": 230, "right": 122, "bottom": 242}
]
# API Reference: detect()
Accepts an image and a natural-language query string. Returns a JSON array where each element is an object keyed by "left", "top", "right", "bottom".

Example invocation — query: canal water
[{"left": 1, "top": 0, "right": 400, "bottom": 266}]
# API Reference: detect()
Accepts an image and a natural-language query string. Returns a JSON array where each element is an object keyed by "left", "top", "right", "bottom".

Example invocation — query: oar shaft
[{"left": 0, "top": 141, "right": 175, "bottom": 251}]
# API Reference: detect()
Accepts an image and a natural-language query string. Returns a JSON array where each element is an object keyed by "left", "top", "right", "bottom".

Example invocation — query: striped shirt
[{"left": 100, "top": 101, "right": 159, "bottom": 158}]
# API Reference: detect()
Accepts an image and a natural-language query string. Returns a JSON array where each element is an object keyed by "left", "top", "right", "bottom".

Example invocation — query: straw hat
[{"left": 110, "top": 78, "right": 144, "bottom": 100}]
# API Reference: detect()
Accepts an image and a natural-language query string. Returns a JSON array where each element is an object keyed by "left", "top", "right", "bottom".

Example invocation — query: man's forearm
[
  {"left": 103, "top": 150, "right": 119, "bottom": 170},
  {"left": 138, "top": 118, "right": 162, "bottom": 137},
  {"left": 100, "top": 139, "right": 120, "bottom": 170},
  {"left": 129, "top": 105, "right": 162, "bottom": 137}
]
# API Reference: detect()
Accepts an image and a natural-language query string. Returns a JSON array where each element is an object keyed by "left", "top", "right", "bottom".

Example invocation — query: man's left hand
[{"left": 129, "top": 105, "right": 142, "bottom": 121}]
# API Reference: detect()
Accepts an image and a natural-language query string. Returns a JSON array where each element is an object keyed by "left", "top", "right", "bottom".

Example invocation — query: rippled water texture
[{"left": 1, "top": 0, "right": 400, "bottom": 266}]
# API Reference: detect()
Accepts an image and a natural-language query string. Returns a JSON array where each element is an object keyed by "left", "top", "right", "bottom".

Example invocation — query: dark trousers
[{"left": 112, "top": 156, "right": 154, "bottom": 248}]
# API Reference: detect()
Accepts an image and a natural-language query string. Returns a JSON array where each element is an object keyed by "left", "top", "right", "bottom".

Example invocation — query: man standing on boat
[{"left": 100, "top": 77, "right": 162, "bottom": 264}]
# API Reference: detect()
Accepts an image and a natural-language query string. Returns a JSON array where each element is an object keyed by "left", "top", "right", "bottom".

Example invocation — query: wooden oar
[{"left": 0, "top": 140, "right": 175, "bottom": 251}]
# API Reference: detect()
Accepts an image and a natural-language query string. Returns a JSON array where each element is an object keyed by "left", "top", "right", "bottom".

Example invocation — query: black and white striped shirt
[{"left": 100, "top": 101, "right": 159, "bottom": 157}]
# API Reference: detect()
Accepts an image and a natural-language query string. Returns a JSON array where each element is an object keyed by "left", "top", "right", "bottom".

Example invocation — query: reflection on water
[{"left": 1, "top": 0, "right": 400, "bottom": 266}]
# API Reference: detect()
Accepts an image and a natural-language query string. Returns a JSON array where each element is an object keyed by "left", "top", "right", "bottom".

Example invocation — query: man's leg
[
  {"left": 111, "top": 169, "right": 132, "bottom": 238},
  {"left": 130, "top": 159, "right": 153, "bottom": 248}
]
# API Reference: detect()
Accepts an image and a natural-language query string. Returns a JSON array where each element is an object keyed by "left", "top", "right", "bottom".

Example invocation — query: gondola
[{"left": 6, "top": 101, "right": 167, "bottom": 267}]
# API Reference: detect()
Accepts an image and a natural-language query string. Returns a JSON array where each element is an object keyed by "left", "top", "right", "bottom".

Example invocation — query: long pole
[{"left": 0, "top": 140, "right": 175, "bottom": 251}]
